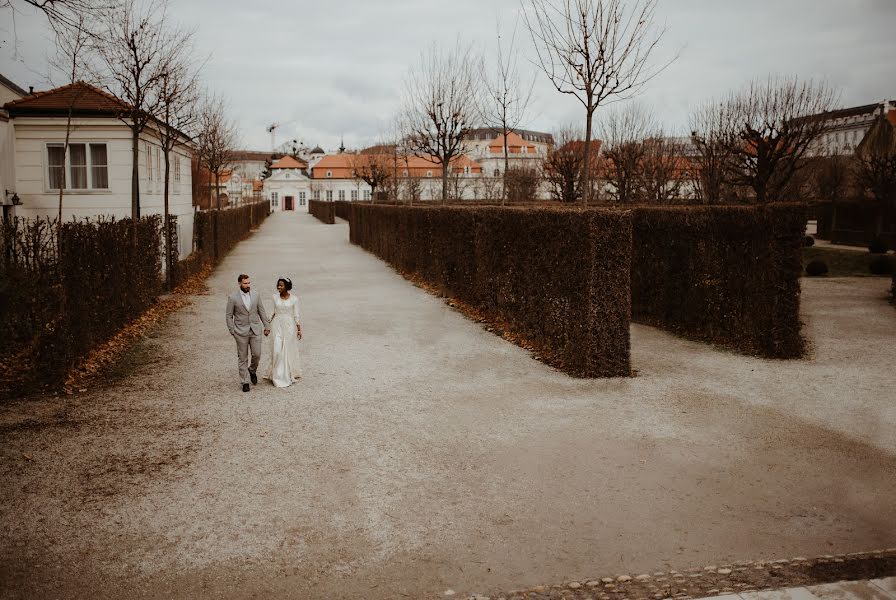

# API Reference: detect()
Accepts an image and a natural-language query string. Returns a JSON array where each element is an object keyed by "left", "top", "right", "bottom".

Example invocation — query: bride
[{"left": 263, "top": 277, "right": 303, "bottom": 387}]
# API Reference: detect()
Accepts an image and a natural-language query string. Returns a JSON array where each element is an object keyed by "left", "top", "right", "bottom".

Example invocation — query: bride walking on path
[{"left": 264, "top": 277, "right": 303, "bottom": 387}]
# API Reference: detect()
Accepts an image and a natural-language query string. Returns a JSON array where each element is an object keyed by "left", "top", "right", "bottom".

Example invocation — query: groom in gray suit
[{"left": 225, "top": 274, "right": 270, "bottom": 392}]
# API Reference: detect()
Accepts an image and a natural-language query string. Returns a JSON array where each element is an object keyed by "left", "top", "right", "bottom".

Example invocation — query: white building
[
  {"left": 2, "top": 81, "right": 195, "bottom": 258},
  {"left": 263, "top": 155, "right": 313, "bottom": 211},
  {"left": 465, "top": 127, "right": 553, "bottom": 177},
  {"left": 810, "top": 99, "right": 896, "bottom": 156},
  {"left": 0, "top": 74, "right": 27, "bottom": 220}
]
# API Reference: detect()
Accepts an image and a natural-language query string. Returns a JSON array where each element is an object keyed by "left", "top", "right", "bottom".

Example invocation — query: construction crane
[{"left": 266, "top": 120, "right": 296, "bottom": 150}]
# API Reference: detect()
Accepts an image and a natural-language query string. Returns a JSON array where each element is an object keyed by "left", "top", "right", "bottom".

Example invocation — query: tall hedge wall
[
  {"left": 334, "top": 200, "right": 352, "bottom": 221},
  {"left": 192, "top": 200, "right": 271, "bottom": 267},
  {"left": 631, "top": 204, "right": 806, "bottom": 358},
  {"left": 0, "top": 216, "right": 163, "bottom": 396},
  {"left": 309, "top": 200, "right": 335, "bottom": 224},
  {"left": 350, "top": 204, "right": 632, "bottom": 377}
]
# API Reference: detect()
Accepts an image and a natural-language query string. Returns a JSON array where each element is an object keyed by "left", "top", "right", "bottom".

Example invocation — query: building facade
[{"left": 2, "top": 81, "right": 195, "bottom": 258}]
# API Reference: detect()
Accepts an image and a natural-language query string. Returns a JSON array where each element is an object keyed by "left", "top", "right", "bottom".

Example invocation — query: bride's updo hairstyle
[{"left": 277, "top": 277, "right": 293, "bottom": 291}]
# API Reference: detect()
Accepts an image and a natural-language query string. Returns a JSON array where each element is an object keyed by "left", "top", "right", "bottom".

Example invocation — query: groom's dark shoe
[
  {"left": 242, "top": 383, "right": 250, "bottom": 392},
  {"left": 250, "top": 371, "right": 258, "bottom": 385}
]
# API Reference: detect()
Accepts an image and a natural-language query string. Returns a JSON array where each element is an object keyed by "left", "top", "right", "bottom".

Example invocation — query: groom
[{"left": 225, "top": 274, "right": 270, "bottom": 392}]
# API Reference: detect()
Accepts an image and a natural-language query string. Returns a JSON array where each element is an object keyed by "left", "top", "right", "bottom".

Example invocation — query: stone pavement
[{"left": 702, "top": 578, "right": 895, "bottom": 600}]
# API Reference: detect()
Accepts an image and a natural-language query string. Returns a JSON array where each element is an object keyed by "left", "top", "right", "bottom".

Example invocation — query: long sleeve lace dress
[{"left": 263, "top": 293, "right": 302, "bottom": 387}]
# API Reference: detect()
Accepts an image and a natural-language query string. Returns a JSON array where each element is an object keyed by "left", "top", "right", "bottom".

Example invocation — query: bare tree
[
  {"left": 155, "top": 33, "right": 200, "bottom": 289},
  {"left": 2, "top": 0, "right": 114, "bottom": 40},
  {"left": 504, "top": 165, "right": 541, "bottom": 202},
  {"left": 717, "top": 76, "right": 839, "bottom": 203},
  {"left": 479, "top": 19, "right": 534, "bottom": 204},
  {"left": 94, "top": 0, "right": 178, "bottom": 218},
  {"left": 689, "top": 101, "right": 737, "bottom": 204},
  {"left": 49, "top": 12, "right": 92, "bottom": 225},
  {"left": 599, "top": 103, "right": 654, "bottom": 204},
  {"left": 524, "top": 0, "right": 671, "bottom": 204},
  {"left": 808, "top": 152, "right": 855, "bottom": 204},
  {"left": 855, "top": 112, "right": 896, "bottom": 208},
  {"left": 640, "top": 135, "right": 686, "bottom": 204},
  {"left": 352, "top": 150, "right": 392, "bottom": 200},
  {"left": 543, "top": 125, "right": 586, "bottom": 203},
  {"left": 402, "top": 42, "right": 480, "bottom": 203},
  {"left": 195, "top": 93, "right": 238, "bottom": 211}
]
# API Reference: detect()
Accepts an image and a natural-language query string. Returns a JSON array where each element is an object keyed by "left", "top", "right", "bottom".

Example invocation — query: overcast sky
[{"left": 1, "top": 0, "right": 893, "bottom": 152}]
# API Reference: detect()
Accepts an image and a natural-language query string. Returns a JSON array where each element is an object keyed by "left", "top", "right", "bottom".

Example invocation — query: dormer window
[
  {"left": 403, "top": 170, "right": 408, "bottom": 177},
  {"left": 426, "top": 170, "right": 432, "bottom": 177},
  {"left": 326, "top": 171, "right": 332, "bottom": 178}
]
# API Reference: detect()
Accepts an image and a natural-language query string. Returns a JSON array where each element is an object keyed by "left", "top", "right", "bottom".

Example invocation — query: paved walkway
[
  {"left": 1, "top": 211, "right": 895, "bottom": 599},
  {"left": 707, "top": 578, "right": 896, "bottom": 600}
]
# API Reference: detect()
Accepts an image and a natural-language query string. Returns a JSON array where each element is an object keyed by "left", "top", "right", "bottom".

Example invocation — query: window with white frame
[
  {"left": 271, "top": 192, "right": 279, "bottom": 206},
  {"left": 326, "top": 190, "right": 333, "bottom": 201},
  {"left": 47, "top": 142, "right": 109, "bottom": 190},
  {"left": 351, "top": 189, "right": 358, "bottom": 201},
  {"left": 326, "top": 170, "right": 332, "bottom": 178},
  {"left": 299, "top": 191, "right": 306, "bottom": 206},
  {"left": 155, "top": 146, "right": 161, "bottom": 193},
  {"left": 145, "top": 142, "right": 153, "bottom": 187},
  {"left": 363, "top": 190, "right": 370, "bottom": 200},
  {"left": 426, "top": 170, "right": 432, "bottom": 177},
  {"left": 312, "top": 189, "right": 320, "bottom": 201},
  {"left": 174, "top": 155, "right": 181, "bottom": 194},
  {"left": 338, "top": 190, "right": 345, "bottom": 201}
]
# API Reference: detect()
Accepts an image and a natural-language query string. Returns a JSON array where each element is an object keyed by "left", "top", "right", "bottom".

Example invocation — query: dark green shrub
[
  {"left": 631, "top": 204, "right": 806, "bottom": 359},
  {"left": 868, "top": 238, "right": 888, "bottom": 254},
  {"left": 805, "top": 260, "right": 829, "bottom": 276},
  {"left": 804, "top": 235, "right": 815, "bottom": 247},
  {"left": 309, "top": 200, "right": 336, "bottom": 224},
  {"left": 869, "top": 255, "right": 894, "bottom": 275},
  {"left": 349, "top": 204, "right": 632, "bottom": 377}
]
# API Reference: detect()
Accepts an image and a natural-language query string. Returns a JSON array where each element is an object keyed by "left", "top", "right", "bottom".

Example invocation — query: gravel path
[{"left": 1, "top": 211, "right": 894, "bottom": 600}]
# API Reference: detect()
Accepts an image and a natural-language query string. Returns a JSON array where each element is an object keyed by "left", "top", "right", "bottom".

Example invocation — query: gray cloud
[{"left": 2, "top": 0, "right": 893, "bottom": 150}]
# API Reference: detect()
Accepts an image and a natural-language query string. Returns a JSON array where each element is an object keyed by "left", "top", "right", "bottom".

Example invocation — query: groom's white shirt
[{"left": 240, "top": 289, "right": 251, "bottom": 310}]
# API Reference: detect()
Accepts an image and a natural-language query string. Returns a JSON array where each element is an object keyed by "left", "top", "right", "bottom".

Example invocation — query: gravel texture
[{"left": 1, "top": 211, "right": 894, "bottom": 600}]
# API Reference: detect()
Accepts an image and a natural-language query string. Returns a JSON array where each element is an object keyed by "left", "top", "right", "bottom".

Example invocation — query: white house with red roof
[
  {"left": 1, "top": 80, "right": 195, "bottom": 258},
  {"left": 310, "top": 151, "right": 485, "bottom": 202},
  {"left": 263, "top": 154, "right": 313, "bottom": 211}
]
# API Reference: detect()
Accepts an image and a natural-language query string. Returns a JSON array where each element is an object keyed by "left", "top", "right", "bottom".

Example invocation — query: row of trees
[{"left": 20, "top": 0, "right": 239, "bottom": 288}]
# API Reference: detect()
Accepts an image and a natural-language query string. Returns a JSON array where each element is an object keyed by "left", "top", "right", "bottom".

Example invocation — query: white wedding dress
[{"left": 263, "top": 293, "right": 303, "bottom": 387}]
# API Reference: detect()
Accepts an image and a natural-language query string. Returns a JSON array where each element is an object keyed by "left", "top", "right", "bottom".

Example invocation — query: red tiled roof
[
  {"left": 271, "top": 155, "right": 306, "bottom": 169},
  {"left": 488, "top": 131, "right": 536, "bottom": 153},
  {"left": 4, "top": 81, "right": 130, "bottom": 116},
  {"left": 311, "top": 152, "right": 482, "bottom": 179}
]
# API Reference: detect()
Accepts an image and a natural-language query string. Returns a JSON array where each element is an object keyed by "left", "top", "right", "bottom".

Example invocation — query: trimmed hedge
[
  {"left": 309, "top": 200, "right": 335, "bottom": 224},
  {"left": 631, "top": 204, "right": 806, "bottom": 359},
  {"left": 334, "top": 200, "right": 352, "bottom": 221},
  {"left": 1, "top": 216, "right": 163, "bottom": 396},
  {"left": 190, "top": 200, "right": 270, "bottom": 282},
  {"left": 350, "top": 204, "right": 632, "bottom": 377}
]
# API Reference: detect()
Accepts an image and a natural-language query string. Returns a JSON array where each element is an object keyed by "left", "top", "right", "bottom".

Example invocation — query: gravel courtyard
[{"left": 1, "top": 210, "right": 894, "bottom": 600}]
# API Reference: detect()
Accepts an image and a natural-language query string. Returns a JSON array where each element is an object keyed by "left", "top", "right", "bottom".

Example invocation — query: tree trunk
[
  {"left": 163, "top": 148, "right": 172, "bottom": 290},
  {"left": 214, "top": 171, "right": 220, "bottom": 261},
  {"left": 503, "top": 131, "right": 509, "bottom": 206},
  {"left": 58, "top": 105, "right": 74, "bottom": 226},
  {"left": 442, "top": 158, "right": 449, "bottom": 204},
  {"left": 582, "top": 109, "right": 594, "bottom": 205},
  {"left": 131, "top": 128, "right": 140, "bottom": 219}
]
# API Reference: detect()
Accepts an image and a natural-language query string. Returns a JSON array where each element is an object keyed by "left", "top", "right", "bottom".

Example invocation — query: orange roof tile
[
  {"left": 488, "top": 131, "right": 536, "bottom": 153},
  {"left": 4, "top": 81, "right": 130, "bottom": 116},
  {"left": 271, "top": 155, "right": 306, "bottom": 169}
]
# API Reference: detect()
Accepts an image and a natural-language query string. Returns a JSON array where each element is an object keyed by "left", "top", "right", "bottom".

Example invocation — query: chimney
[{"left": 28, "top": 86, "right": 33, "bottom": 95}]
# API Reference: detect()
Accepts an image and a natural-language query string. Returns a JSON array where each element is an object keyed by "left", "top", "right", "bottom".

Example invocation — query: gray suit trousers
[{"left": 234, "top": 333, "right": 261, "bottom": 384}]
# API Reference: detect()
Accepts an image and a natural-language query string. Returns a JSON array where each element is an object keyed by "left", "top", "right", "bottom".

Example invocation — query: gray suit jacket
[{"left": 226, "top": 290, "right": 270, "bottom": 337}]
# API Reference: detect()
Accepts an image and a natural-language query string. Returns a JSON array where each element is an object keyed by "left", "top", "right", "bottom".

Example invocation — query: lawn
[{"left": 802, "top": 246, "right": 894, "bottom": 277}]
